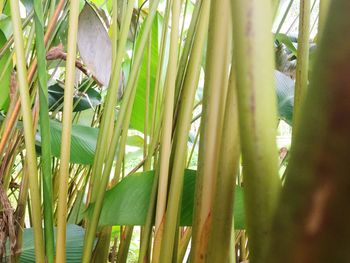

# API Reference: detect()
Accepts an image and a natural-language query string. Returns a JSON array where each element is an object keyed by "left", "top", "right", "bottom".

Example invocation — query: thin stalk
[
  {"left": 157, "top": 0, "right": 210, "bottom": 262},
  {"left": 231, "top": 0, "right": 281, "bottom": 261},
  {"left": 10, "top": 0, "right": 45, "bottom": 262},
  {"left": 82, "top": 0, "right": 161, "bottom": 260},
  {"left": 275, "top": 0, "right": 294, "bottom": 35},
  {"left": 55, "top": 0, "right": 80, "bottom": 261},
  {"left": 174, "top": 0, "right": 202, "bottom": 105},
  {"left": 33, "top": 0, "right": 54, "bottom": 261},
  {"left": 0, "top": 0, "right": 65, "bottom": 159},
  {"left": 49, "top": 0, "right": 56, "bottom": 20},
  {"left": 186, "top": 127, "right": 199, "bottom": 168},
  {"left": 178, "top": 0, "right": 189, "bottom": 60},
  {"left": 155, "top": 0, "right": 181, "bottom": 236},
  {"left": 190, "top": 0, "right": 231, "bottom": 261},
  {"left": 293, "top": 0, "right": 310, "bottom": 134},
  {"left": 116, "top": 226, "right": 134, "bottom": 263},
  {"left": 144, "top": 37, "right": 151, "bottom": 159},
  {"left": 90, "top": 0, "right": 135, "bottom": 201},
  {"left": 177, "top": 228, "right": 192, "bottom": 263},
  {"left": 146, "top": 0, "right": 172, "bottom": 170},
  {"left": 207, "top": 55, "right": 240, "bottom": 263}
]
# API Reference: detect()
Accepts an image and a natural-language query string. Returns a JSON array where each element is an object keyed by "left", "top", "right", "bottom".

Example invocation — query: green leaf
[
  {"left": 88, "top": 169, "right": 246, "bottom": 229},
  {"left": 48, "top": 81, "right": 102, "bottom": 112},
  {"left": 129, "top": 12, "right": 160, "bottom": 133},
  {"left": 0, "top": 30, "right": 12, "bottom": 111},
  {"left": 48, "top": 120, "right": 98, "bottom": 165},
  {"left": 37, "top": 121, "right": 142, "bottom": 164},
  {"left": 14, "top": 225, "right": 90, "bottom": 263},
  {"left": 275, "top": 33, "right": 298, "bottom": 57},
  {"left": 77, "top": 2, "right": 112, "bottom": 86},
  {"left": 275, "top": 70, "right": 294, "bottom": 125}
]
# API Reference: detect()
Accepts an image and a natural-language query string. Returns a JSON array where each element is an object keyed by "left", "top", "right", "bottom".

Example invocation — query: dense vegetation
[{"left": 2, "top": 0, "right": 350, "bottom": 262}]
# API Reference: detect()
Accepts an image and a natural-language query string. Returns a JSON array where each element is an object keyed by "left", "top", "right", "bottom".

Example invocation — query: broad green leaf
[
  {"left": 89, "top": 169, "right": 246, "bottom": 229},
  {"left": 36, "top": 120, "right": 98, "bottom": 165},
  {"left": 275, "top": 70, "right": 294, "bottom": 125},
  {"left": 13, "top": 225, "right": 90, "bottom": 263},
  {"left": 78, "top": 3, "right": 112, "bottom": 86},
  {"left": 37, "top": 121, "right": 142, "bottom": 164},
  {"left": 48, "top": 81, "right": 102, "bottom": 112},
  {"left": 0, "top": 30, "right": 12, "bottom": 111},
  {"left": 129, "top": 12, "right": 159, "bottom": 133}
]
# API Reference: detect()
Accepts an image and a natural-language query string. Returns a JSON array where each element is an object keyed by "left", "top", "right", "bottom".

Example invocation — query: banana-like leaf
[
  {"left": 129, "top": 12, "right": 160, "bottom": 133},
  {"left": 0, "top": 30, "right": 12, "bottom": 111},
  {"left": 36, "top": 121, "right": 142, "bottom": 164},
  {"left": 87, "top": 169, "right": 246, "bottom": 229},
  {"left": 9, "top": 225, "right": 89, "bottom": 263},
  {"left": 48, "top": 81, "right": 102, "bottom": 112}
]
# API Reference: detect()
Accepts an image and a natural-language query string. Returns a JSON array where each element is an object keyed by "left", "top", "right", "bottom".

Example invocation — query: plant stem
[
  {"left": 267, "top": 2, "right": 350, "bottom": 261},
  {"left": 231, "top": 0, "right": 281, "bottom": 261},
  {"left": 190, "top": 0, "right": 232, "bottom": 261},
  {"left": 10, "top": 0, "right": 45, "bottom": 262},
  {"left": 82, "top": 1, "right": 161, "bottom": 260},
  {"left": 55, "top": 0, "right": 80, "bottom": 261},
  {"left": 293, "top": 0, "right": 310, "bottom": 134},
  {"left": 33, "top": 0, "right": 54, "bottom": 261}
]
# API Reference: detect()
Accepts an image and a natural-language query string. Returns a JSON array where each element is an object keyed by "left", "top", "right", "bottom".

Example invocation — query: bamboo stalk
[
  {"left": 206, "top": 31, "right": 240, "bottom": 263},
  {"left": 55, "top": 0, "right": 80, "bottom": 261},
  {"left": 82, "top": 1, "right": 161, "bottom": 260},
  {"left": 9, "top": 0, "right": 45, "bottom": 262},
  {"left": 33, "top": 0, "right": 54, "bottom": 261},
  {"left": 267, "top": 1, "right": 350, "bottom": 261},
  {"left": 231, "top": 0, "right": 281, "bottom": 261},
  {"left": 293, "top": 0, "right": 310, "bottom": 134},
  {"left": 190, "top": 0, "right": 232, "bottom": 261}
]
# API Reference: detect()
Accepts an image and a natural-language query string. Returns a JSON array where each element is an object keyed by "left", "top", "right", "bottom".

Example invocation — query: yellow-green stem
[
  {"left": 55, "top": 0, "right": 80, "bottom": 261},
  {"left": 293, "top": 0, "right": 310, "bottom": 134},
  {"left": 231, "top": 0, "right": 281, "bottom": 261},
  {"left": 10, "top": 0, "right": 45, "bottom": 262},
  {"left": 190, "top": 0, "right": 230, "bottom": 261}
]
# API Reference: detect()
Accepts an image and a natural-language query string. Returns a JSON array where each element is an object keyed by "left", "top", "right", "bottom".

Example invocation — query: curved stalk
[
  {"left": 55, "top": 0, "right": 80, "bottom": 261},
  {"left": 10, "top": 0, "right": 45, "bottom": 262}
]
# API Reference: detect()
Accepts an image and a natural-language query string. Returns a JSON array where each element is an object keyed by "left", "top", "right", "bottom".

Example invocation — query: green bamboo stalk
[
  {"left": 190, "top": 0, "right": 232, "bottom": 261},
  {"left": 146, "top": 0, "right": 172, "bottom": 171},
  {"left": 266, "top": 2, "right": 350, "bottom": 261},
  {"left": 33, "top": 0, "right": 54, "bottom": 261},
  {"left": 231, "top": 0, "right": 281, "bottom": 262},
  {"left": 55, "top": 0, "right": 80, "bottom": 261},
  {"left": 155, "top": 0, "right": 181, "bottom": 239},
  {"left": 156, "top": 0, "right": 210, "bottom": 262},
  {"left": 9, "top": 0, "right": 45, "bottom": 262},
  {"left": 174, "top": 0, "right": 202, "bottom": 105},
  {"left": 293, "top": 0, "right": 310, "bottom": 133},
  {"left": 90, "top": 0, "right": 134, "bottom": 201},
  {"left": 207, "top": 57, "right": 240, "bottom": 263},
  {"left": 82, "top": 1, "right": 161, "bottom": 260}
]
